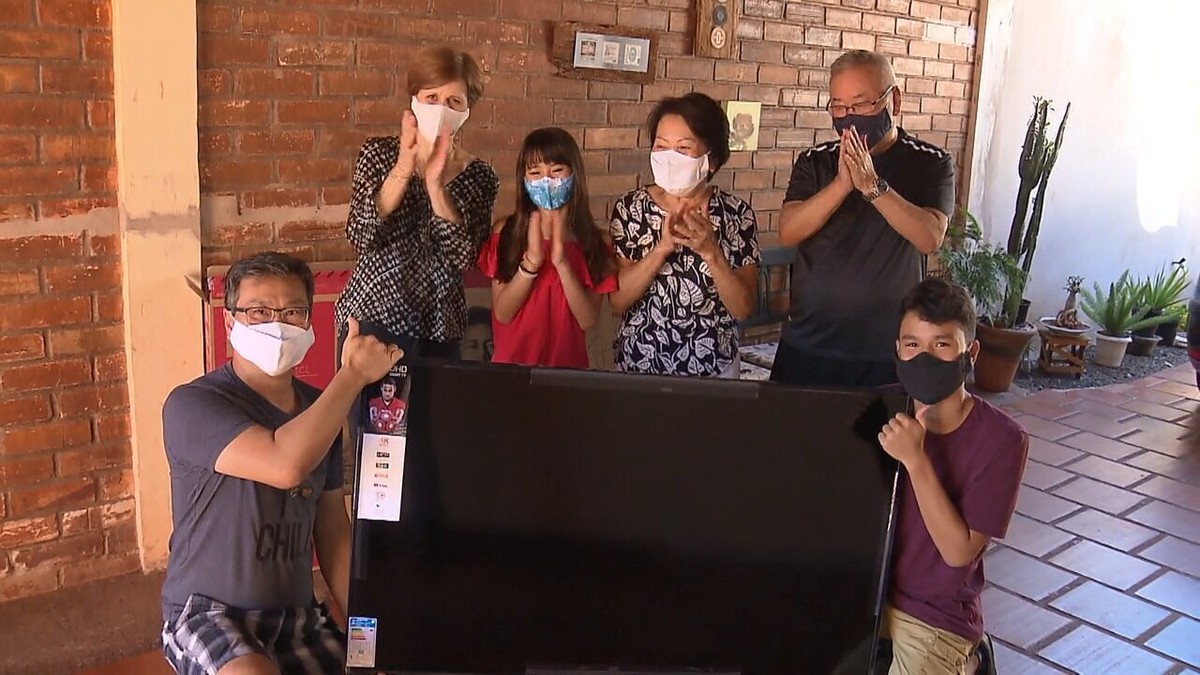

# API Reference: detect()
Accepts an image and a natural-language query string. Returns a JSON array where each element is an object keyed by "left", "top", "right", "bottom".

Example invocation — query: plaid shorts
[{"left": 161, "top": 594, "right": 347, "bottom": 675}]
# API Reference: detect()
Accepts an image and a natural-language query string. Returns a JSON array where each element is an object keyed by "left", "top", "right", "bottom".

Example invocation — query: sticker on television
[
  {"left": 356, "top": 433, "right": 405, "bottom": 522},
  {"left": 346, "top": 616, "right": 378, "bottom": 668}
]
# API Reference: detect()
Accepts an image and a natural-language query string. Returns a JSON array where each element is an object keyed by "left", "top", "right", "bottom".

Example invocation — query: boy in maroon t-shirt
[{"left": 878, "top": 278, "right": 1028, "bottom": 674}]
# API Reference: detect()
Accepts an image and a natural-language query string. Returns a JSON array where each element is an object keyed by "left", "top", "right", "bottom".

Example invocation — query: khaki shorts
[{"left": 883, "top": 605, "right": 975, "bottom": 675}]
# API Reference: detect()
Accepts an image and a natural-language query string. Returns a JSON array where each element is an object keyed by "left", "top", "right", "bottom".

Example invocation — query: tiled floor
[
  {"left": 983, "top": 364, "right": 1199, "bottom": 674},
  {"left": 79, "top": 364, "right": 1200, "bottom": 675}
]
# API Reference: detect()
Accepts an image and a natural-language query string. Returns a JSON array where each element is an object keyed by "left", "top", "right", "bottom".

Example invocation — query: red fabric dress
[{"left": 477, "top": 232, "right": 618, "bottom": 368}]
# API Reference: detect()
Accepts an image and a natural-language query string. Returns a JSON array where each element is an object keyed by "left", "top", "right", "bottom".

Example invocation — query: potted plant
[
  {"left": 1080, "top": 272, "right": 1174, "bottom": 367},
  {"left": 1137, "top": 258, "right": 1190, "bottom": 346},
  {"left": 936, "top": 209, "right": 1028, "bottom": 392},
  {"left": 1001, "top": 97, "right": 1071, "bottom": 326}
]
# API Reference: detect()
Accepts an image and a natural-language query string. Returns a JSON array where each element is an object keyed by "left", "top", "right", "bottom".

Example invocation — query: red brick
[
  {"left": 320, "top": 187, "right": 351, "bottom": 207},
  {"left": 757, "top": 63, "right": 798, "bottom": 86},
  {"left": 200, "top": 160, "right": 272, "bottom": 191},
  {"left": 552, "top": 101, "right": 607, "bottom": 126},
  {"left": 97, "top": 468, "right": 132, "bottom": 500},
  {"left": 736, "top": 18, "right": 763, "bottom": 40},
  {"left": 0, "top": 0, "right": 33, "bottom": 23},
  {"left": 0, "top": 202, "right": 36, "bottom": 222},
  {"left": 0, "top": 63, "right": 36, "bottom": 93},
  {"left": 1, "top": 359, "right": 92, "bottom": 390},
  {"left": 239, "top": 8, "right": 319, "bottom": 35},
  {"left": 43, "top": 262, "right": 120, "bottom": 293},
  {"left": 583, "top": 127, "right": 638, "bottom": 150},
  {"left": 940, "top": 44, "right": 969, "bottom": 62},
  {"left": 0, "top": 268, "right": 38, "bottom": 296},
  {"left": 199, "top": 3, "right": 234, "bottom": 31},
  {"left": 233, "top": 69, "right": 314, "bottom": 97},
  {"left": 82, "top": 29, "right": 110, "bottom": 61},
  {"left": 739, "top": 84, "right": 782, "bottom": 105},
  {"left": 87, "top": 234, "right": 118, "bottom": 257},
  {"left": 8, "top": 476, "right": 95, "bottom": 517},
  {"left": 10, "top": 531, "right": 104, "bottom": 572},
  {"left": 740, "top": 40, "right": 784, "bottom": 63},
  {"left": 60, "top": 506, "right": 99, "bottom": 537},
  {"left": 199, "top": 99, "right": 269, "bottom": 127},
  {"left": 0, "top": 334, "right": 45, "bottom": 363},
  {"left": 0, "top": 570, "right": 59, "bottom": 601},
  {"left": 0, "top": 456, "right": 55, "bottom": 488},
  {"left": 40, "top": 63, "right": 113, "bottom": 96},
  {"left": 93, "top": 352, "right": 125, "bottom": 382},
  {"left": 431, "top": 0, "right": 497, "bottom": 16},
  {"left": 86, "top": 99, "right": 113, "bottom": 128},
  {"left": 56, "top": 382, "right": 128, "bottom": 417},
  {"left": 277, "top": 220, "right": 344, "bottom": 242},
  {"left": 496, "top": 47, "right": 555, "bottom": 74},
  {"left": 96, "top": 292, "right": 121, "bottom": 322},
  {"left": 498, "top": 0, "right": 560, "bottom": 20},
  {"left": 199, "top": 131, "right": 231, "bottom": 158},
  {"left": 589, "top": 81, "right": 643, "bottom": 101},
  {"left": 0, "top": 295, "right": 91, "bottom": 331},
  {"left": 279, "top": 100, "right": 351, "bottom": 125},
  {"left": 1, "top": 418, "right": 93, "bottom": 454},
  {"left": 238, "top": 130, "right": 315, "bottom": 155},
  {"left": 355, "top": 41, "right": 412, "bottom": 69},
  {"left": 744, "top": 0, "right": 784, "bottom": 19},
  {"left": 94, "top": 412, "right": 129, "bottom": 442},
  {"left": 243, "top": 188, "right": 319, "bottom": 209},
  {"left": 38, "top": 0, "right": 109, "bottom": 27},
  {"left": 39, "top": 197, "right": 114, "bottom": 219},
  {"left": 315, "top": 239, "right": 357, "bottom": 262},
  {"left": 0, "top": 165, "right": 76, "bottom": 197},
  {"left": 0, "top": 28, "right": 78, "bottom": 58},
  {"left": 61, "top": 553, "right": 140, "bottom": 589},
  {"left": 199, "top": 36, "right": 269, "bottom": 65},
  {"left": 48, "top": 324, "right": 124, "bottom": 356},
  {"left": 277, "top": 39, "right": 353, "bottom": 67},
  {"left": 352, "top": 100, "right": 403, "bottom": 125},
  {"left": 896, "top": 18, "right": 925, "bottom": 38},
  {"left": 0, "top": 516, "right": 59, "bottom": 549},
  {"left": 278, "top": 159, "right": 349, "bottom": 185},
  {"left": 325, "top": 10, "right": 397, "bottom": 38},
  {"left": 204, "top": 222, "right": 273, "bottom": 246},
  {"left": 104, "top": 521, "right": 138, "bottom": 554},
  {"left": 42, "top": 132, "right": 114, "bottom": 162},
  {"left": 319, "top": 70, "right": 392, "bottom": 96},
  {"left": 197, "top": 69, "right": 231, "bottom": 97},
  {"left": 0, "top": 99, "right": 85, "bottom": 129},
  {"left": 0, "top": 134, "right": 36, "bottom": 164},
  {"left": 617, "top": 6, "right": 670, "bottom": 30},
  {"left": 663, "top": 58, "right": 713, "bottom": 81},
  {"left": 562, "top": 0, "right": 616, "bottom": 23},
  {"left": 57, "top": 442, "right": 130, "bottom": 476},
  {"left": 465, "top": 19, "right": 526, "bottom": 45}
]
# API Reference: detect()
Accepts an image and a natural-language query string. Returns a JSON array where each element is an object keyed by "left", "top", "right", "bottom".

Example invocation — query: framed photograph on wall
[
  {"left": 553, "top": 22, "right": 659, "bottom": 85},
  {"left": 724, "top": 100, "right": 762, "bottom": 152}
]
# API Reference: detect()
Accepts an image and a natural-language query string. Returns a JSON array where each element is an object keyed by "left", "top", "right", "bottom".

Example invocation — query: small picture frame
[
  {"left": 555, "top": 22, "right": 659, "bottom": 84},
  {"left": 724, "top": 101, "right": 762, "bottom": 152}
]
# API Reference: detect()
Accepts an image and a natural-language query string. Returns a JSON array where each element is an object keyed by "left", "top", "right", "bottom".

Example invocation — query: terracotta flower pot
[
  {"left": 974, "top": 322, "right": 1037, "bottom": 392},
  {"left": 1094, "top": 332, "right": 1132, "bottom": 367}
]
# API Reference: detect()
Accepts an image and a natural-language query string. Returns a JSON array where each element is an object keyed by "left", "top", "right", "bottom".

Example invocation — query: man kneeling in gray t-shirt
[{"left": 159, "top": 252, "right": 403, "bottom": 675}]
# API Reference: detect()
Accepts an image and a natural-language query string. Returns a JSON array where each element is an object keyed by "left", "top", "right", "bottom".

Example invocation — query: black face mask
[
  {"left": 895, "top": 351, "right": 973, "bottom": 405},
  {"left": 833, "top": 106, "right": 894, "bottom": 149}
]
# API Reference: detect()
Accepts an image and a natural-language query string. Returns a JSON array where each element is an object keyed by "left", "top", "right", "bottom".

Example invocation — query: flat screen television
[{"left": 347, "top": 362, "right": 905, "bottom": 675}]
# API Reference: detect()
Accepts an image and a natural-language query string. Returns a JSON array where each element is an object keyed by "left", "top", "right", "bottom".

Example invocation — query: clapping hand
[
  {"left": 673, "top": 203, "right": 718, "bottom": 262},
  {"left": 841, "top": 126, "right": 880, "bottom": 194}
]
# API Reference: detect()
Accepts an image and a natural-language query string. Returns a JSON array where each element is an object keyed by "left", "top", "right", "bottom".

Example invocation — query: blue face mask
[{"left": 524, "top": 175, "right": 574, "bottom": 211}]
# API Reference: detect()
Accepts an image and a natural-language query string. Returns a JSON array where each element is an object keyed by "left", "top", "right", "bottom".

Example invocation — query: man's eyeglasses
[
  {"left": 232, "top": 306, "right": 311, "bottom": 326},
  {"left": 826, "top": 86, "right": 895, "bottom": 117}
]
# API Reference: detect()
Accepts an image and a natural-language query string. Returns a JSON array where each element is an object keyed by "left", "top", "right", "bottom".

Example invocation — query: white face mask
[
  {"left": 228, "top": 320, "right": 315, "bottom": 377},
  {"left": 650, "top": 150, "right": 710, "bottom": 196},
  {"left": 410, "top": 96, "right": 470, "bottom": 142}
]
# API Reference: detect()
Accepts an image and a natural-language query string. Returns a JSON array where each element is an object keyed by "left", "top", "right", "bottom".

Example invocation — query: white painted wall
[{"left": 969, "top": 0, "right": 1200, "bottom": 321}]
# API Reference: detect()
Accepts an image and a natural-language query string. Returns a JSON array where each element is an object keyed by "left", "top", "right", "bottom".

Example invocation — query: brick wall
[
  {"left": 197, "top": 0, "right": 980, "bottom": 268},
  {"left": 0, "top": 0, "right": 133, "bottom": 602}
]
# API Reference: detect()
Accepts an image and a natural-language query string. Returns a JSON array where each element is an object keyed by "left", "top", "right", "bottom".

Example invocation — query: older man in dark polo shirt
[{"left": 772, "top": 50, "right": 956, "bottom": 388}]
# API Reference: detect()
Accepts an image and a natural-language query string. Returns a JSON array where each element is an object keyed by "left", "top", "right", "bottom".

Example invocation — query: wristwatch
[{"left": 862, "top": 177, "right": 890, "bottom": 203}]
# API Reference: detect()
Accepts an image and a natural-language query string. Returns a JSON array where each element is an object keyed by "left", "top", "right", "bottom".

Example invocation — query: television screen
[{"left": 347, "top": 362, "right": 904, "bottom": 675}]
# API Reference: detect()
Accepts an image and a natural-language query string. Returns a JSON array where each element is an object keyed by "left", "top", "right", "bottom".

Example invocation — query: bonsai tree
[
  {"left": 936, "top": 209, "right": 1025, "bottom": 324},
  {"left": 1079, "top": 272, "right": 1173, "bottom": 337},
  {"left": 1000, "top": 97, "right": 1071, "bottom": 327}
]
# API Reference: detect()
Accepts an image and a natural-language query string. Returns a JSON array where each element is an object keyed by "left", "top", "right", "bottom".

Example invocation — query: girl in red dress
[{"left": 477, "top": 128, "right": 617, "bottom": 368}]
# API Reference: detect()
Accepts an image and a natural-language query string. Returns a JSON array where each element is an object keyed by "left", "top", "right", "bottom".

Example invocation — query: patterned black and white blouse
[
  {"left": 335, "top": 136, "right": 499, "bottom": 342},
  {"left": 609, "top": 186, "right": 761, "bottom": 376}
]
